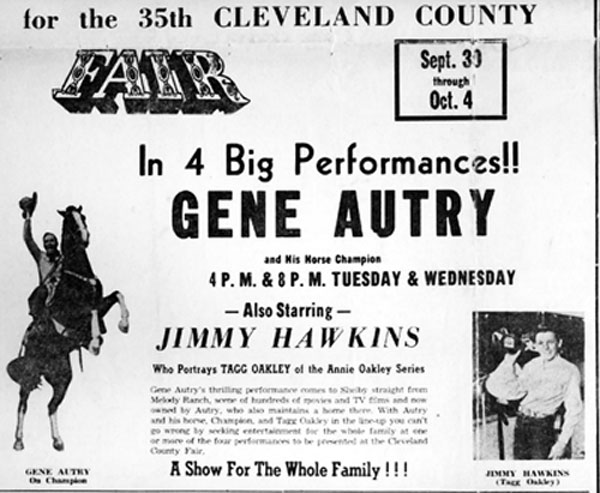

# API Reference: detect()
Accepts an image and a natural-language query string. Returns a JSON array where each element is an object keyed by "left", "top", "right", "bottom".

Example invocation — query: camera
[{"left": 491, "top": 327, "right": 524, "bottom": 354}]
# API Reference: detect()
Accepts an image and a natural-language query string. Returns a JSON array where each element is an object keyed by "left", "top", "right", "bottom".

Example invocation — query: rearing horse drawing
[{"left": 7, "top": 205, "right": 129, "bottom": 451}]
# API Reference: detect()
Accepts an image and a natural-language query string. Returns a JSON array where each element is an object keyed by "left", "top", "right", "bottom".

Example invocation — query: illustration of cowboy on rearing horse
[
  {"left": 7, "top": 192, "right": 130, "bottom": 451},
  {"left": 18, "top": 192, "right": 121, "bottom": 351}
]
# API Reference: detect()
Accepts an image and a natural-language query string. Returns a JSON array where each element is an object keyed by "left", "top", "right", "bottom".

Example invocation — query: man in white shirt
[{"left": 486, "top": 328, "right": 583, "bottom": 460}]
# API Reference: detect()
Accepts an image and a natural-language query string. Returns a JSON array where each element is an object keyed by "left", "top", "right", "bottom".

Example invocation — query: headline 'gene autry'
[{"left": 170, "top": 189, "right": 495, "bottom": 239}]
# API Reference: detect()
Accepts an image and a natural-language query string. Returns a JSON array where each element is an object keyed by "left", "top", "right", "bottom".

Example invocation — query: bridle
[
  {"left": 63, "top": 269, "right": 97, "bottom": 286},
  {"left": 70, "top": 209, "right": 89, "bottom": 247},
  {"left": 62, "top": 209, "right": 97, "bottom": 288}
]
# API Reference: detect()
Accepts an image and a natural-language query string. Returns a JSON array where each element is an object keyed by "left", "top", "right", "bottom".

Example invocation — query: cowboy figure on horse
[
  {"left": 8, "top": 193, "right": 130, "bottom": 452},
  {"left": 19, "top": 192, "right": 101, "bottom": 352},
  {"left": 21, "top": 192, "right": 63, "bottom": 324}
]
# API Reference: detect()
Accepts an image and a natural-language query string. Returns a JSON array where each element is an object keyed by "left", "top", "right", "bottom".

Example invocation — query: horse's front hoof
[
  {"left": 88, "top": 339, "right": 101, "bottom": 356},
  {"left": 118, "top": 318, "right": 129, "bottom": 333},
  {"left": 13, "top": 439, "right": 24, "bottom": 451},
  {"left": 52, "top": 438, "right": 64, "bottom": 451}
]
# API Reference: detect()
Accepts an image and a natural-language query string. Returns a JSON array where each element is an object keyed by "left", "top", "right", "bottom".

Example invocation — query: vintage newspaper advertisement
[{"left": 0, "top": 0, "right": 597, "bottom": 491}]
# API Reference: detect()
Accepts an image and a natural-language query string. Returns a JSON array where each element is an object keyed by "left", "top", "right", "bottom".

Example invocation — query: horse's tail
[{"left": 6, "top": 356, "right": 42, "bottom": 391}]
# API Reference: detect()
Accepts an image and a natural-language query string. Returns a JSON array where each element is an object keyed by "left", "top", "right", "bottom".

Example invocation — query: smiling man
[{"left": 485, "top": 327, "right": 583, "bottom": 460}]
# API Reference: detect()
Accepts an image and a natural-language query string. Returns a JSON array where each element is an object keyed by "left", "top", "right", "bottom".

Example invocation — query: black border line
[
  {"left": 594, "top": 1, "right": 599, "bottom": 493},
  {"left": 394, "top": 38, "right": 507, "bottom": 122},
  {"left": 0, "top": 485, "right": 590, "bottom": 493}
]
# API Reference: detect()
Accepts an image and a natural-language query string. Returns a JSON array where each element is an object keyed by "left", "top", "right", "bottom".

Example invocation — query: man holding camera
[{"left": 485, "top": 328, "right": 582, "bottom": 460}]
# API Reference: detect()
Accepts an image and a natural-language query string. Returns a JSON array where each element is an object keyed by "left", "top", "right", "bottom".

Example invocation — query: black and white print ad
[{"left": 0, "top": 1, "right": 597, "bottom": 491}]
